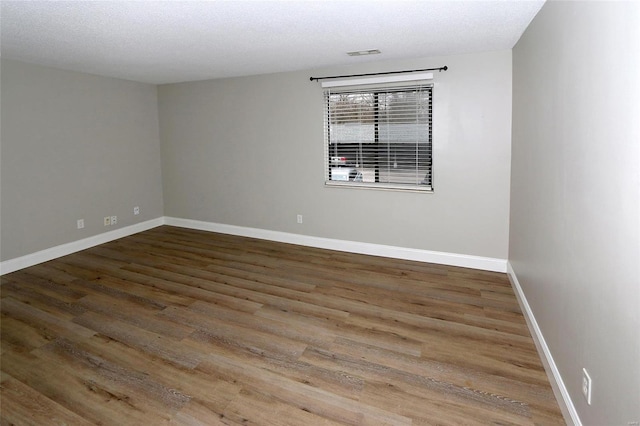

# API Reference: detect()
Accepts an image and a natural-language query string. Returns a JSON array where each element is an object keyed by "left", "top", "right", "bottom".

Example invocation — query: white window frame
[{"left": 322, "top": 74, "right": 434, "bottom": 193}]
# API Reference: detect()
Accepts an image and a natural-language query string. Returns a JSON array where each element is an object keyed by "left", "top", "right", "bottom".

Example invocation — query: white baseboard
[
  {"left": 507, "top": 262, "right": 580, "bottom": 426},
  {"left": 0, "top": 218, "right": 164, "bottom": 275},
  {"left": 1, "top": 216, "right": 507, "bottom": 275},
  {"left": 164, "top": 217, "right": 507, "bottom": 273}
]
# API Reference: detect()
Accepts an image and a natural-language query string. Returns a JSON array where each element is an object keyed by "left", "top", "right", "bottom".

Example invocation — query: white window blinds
[{"left": 324, "top": 83, "right": 433, "bottom": 191}]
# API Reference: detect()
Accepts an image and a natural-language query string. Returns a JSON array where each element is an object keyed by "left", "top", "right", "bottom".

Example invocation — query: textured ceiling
[{"left": 0, "top": 1, "right": 544, "bottom": 84}]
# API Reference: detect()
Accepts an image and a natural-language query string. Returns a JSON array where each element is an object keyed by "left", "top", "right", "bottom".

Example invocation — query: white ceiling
[{"left": 0, "top": 1, "right": 544, "bottom": 85}]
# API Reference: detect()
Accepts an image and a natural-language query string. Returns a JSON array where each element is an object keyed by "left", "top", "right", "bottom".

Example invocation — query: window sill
[{"left": 324, "top": 181, "right": 433, "bottom": 193}]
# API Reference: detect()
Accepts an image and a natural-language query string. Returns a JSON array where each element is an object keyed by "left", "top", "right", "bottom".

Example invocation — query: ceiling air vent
[{"left": 347, "top": 49, "right": 381, "bottom": 57}]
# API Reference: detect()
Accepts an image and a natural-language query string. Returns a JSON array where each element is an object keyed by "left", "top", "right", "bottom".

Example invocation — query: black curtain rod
[{"left": 309, "top": 66, "right": 447, "bottom": 82}]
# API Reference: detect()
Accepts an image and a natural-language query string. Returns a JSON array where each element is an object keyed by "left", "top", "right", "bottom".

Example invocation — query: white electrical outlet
[
  {"left": 104, "top": 216, "right": 111, "bottom": 226},
  {"left": 77, "top": 219, "right": 84, "bottom": 229},
  {"left": 111, "top": 215, "right": 117, "bottom": 225},
  {"left": 582, "top": 368, "right": 592, "bottom": 405},
  {"left": 133, "top": 206, "right": 140, "bottom": 215},
  {"left": 297, "top": 214, "right": 303, "bottom": 224}
]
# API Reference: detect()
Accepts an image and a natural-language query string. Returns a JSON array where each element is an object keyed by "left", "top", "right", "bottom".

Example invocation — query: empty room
[{"left": 0, "top": 1, "right": 638, "bottom": 425}]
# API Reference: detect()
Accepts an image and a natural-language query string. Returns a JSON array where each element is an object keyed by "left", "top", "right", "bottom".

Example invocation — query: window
[{"left": 324, "top": 82, "right": 433, "bottom": 191}]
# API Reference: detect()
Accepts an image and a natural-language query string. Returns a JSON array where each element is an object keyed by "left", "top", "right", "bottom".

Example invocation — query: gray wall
[
  {"left": 510, "top": 2, "right": 640, "bottom": 424},
  {"left": 158, "top": 50, "right": 512, "bottom": 259},
  {"left": 0, "top": 59, "right": 164, "bottom": 261}
]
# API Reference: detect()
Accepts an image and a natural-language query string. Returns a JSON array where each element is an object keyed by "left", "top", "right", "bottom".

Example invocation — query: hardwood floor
[{"left": 0, "top": 226, "right": 564, "bottom": 425}]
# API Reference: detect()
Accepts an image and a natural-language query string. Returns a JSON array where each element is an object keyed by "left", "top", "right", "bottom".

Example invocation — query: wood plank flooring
[{"left": 0, "top": 226, "right": 564, "bottom": 425}]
